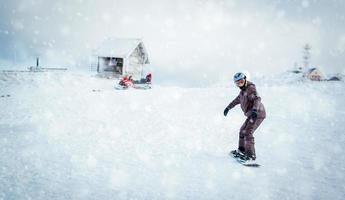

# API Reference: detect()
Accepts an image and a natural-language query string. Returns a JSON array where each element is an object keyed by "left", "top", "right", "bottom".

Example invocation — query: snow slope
[{"left": 0, "top": 72, "right": 344, "bottom": 200}]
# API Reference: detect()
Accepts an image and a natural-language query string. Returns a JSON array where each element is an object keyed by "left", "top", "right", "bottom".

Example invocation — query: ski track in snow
[{"left": 0, "top": 72, "right": 345, "bottom": 200}]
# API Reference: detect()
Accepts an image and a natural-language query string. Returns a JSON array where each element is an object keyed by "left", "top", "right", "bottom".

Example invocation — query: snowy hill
[{"left": 1, "top": 72, "right": 345, "bottom": 199}]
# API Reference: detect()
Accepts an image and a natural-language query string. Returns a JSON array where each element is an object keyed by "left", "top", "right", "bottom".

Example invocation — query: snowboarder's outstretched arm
[
  {"left": 224, "top": 95, "right": 240, "bottom": 116},
  {"left": 227, "top": 95, "right": 240, "bottom": 110}
]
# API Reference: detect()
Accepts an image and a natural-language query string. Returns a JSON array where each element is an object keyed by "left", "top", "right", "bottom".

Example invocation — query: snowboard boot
[
  {"left": 230, "top": 149, "right": 245, "bottom": 158},
  {"left": 238, "top": 152, "right": 256, "bottom": 162}
]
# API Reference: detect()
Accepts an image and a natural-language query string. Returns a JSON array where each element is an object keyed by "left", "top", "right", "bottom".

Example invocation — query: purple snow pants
[{"left": 238, "top": 117, "right": 265, "bottom": 158}]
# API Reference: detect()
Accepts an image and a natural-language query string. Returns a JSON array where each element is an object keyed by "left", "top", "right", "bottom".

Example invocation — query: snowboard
[{"left": 229, "top": 152, "right": 260, "bottom": 167}]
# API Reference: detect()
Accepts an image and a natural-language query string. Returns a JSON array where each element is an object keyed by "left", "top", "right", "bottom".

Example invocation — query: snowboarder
[{"left": 224, "top": 72, "right": 266, "bottom": 163}]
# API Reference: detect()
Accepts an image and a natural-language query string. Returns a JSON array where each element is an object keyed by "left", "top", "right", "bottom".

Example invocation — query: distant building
[
  {"left": 328, "top": 73, "right": 343, "bottom": 81},
  {"left": 28, "top": 57, "right": 67, "bottom": 72},
  {"left": 304, "top": 68, "right": 324, "bottom": 81},
  {"left": 290, "top": 68, "right": 303, "bottom": 74},
  {"left": 328, "top": 76, "right": 341, "bottom": 81},
  {"left": 91, "top": 38, "right": 150, "bottom": 79}
]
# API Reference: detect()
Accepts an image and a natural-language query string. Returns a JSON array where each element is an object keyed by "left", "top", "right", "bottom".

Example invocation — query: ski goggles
[{"left": 235, "top": 79, "right": 245, "bottom": 86}]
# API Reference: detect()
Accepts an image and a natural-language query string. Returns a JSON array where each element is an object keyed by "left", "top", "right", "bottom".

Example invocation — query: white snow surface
[{"left": 0, "top": 72, "right": 345, "bottom": 200}]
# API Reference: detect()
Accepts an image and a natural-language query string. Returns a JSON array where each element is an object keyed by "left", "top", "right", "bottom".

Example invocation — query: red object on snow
[{"left": 119, "top": 76, "right": 134, "bottom": 88}]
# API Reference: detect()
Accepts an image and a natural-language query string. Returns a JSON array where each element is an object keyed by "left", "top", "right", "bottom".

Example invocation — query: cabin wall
[{"left": 126, "top": 46, "right": 146, "bottom": 79}]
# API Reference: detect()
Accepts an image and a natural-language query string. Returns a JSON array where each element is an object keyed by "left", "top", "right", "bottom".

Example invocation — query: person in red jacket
[
  {"left": 119, "top": 76, "right": 134, "bottom": 88},
  {"left": 224, "top": 72, "right": 266, "bottom": 162}
]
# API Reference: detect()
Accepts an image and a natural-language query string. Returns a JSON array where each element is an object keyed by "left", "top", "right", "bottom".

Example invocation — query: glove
[
  {"left": 224, "top": 107, "right": 230, "bottom": 116},
  {"left": 250, "top": 109, "right": 258, "bottom": 120}
]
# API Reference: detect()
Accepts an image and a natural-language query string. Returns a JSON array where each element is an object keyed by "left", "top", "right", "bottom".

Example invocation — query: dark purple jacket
[{"left": 227, "top": 81, "right": 266, "bottom": 118}]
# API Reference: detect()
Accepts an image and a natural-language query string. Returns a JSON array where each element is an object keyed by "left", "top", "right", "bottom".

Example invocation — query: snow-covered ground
[{"left": 0, "top": 72, "right": 344, "bottom": 200}]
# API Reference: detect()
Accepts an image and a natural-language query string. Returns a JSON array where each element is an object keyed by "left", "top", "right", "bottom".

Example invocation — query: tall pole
[
  {"left": 36, "top": 57, "right": 40, "bottom": 68},
  {"left": 303, "top": 44, "right": 311, "bottom": 70}
]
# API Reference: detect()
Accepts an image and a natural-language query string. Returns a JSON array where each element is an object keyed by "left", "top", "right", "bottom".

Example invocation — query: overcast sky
[{"left": 0, "top": 0, "right": 344, "bottom": 84}]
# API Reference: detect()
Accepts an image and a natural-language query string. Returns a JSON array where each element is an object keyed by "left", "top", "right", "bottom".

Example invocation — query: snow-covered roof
[
  {"left": 308, "top": 67, "right": 317, "bottom": 73},
  {"left": 93, "top": 38, "right": 144, "bottom": 58}
]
